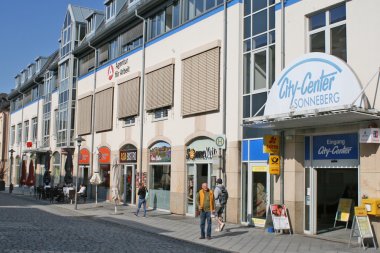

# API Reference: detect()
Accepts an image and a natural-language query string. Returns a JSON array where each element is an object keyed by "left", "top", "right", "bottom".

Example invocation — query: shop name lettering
[
  {"left": 114, "top": 59, "right": 130, "bottom": 78},
  {"left": 317, "top": 139, "right": 352, "bottom": 157},
  {"left": 278, "top": 70, "right": 340, "bottom": 109},
  {"left": 120, "top": 151, "right": 136, "bottom": 161},
  {"left": 186, "top": 147, "right": 217, "bottom": 160}
]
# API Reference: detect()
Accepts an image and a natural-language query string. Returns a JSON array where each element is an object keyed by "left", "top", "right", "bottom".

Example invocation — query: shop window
[
  {"left": 151, "top": 165, "right": 171, "bottom": 191},
  {"left": 100, "top": 164, "right": 110, "bottom": 188},
  {"left": 308, "top": 4, "right": 346, "bottom": 61}
]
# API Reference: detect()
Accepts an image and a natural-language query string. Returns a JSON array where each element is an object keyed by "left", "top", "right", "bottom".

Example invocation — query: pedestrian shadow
[{"left": 212, "top": 230, "right": 248, "bottom": 238}]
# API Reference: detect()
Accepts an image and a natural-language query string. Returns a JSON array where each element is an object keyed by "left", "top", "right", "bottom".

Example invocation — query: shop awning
[{"left": 243, "top": 106, "right": 380, "bottom": 130}]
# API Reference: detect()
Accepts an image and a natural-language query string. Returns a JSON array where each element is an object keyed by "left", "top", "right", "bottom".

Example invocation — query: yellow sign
[
  {"left": 269, "top": 155, "right": 280, "bottom": 175},
  {"left": 336, "top": 198, "right": 353, "bottom": 222},
  {"left": 263, "top": 135, "right": 280, "bottom": 154},
  {"left": 355, "top": 206, "right": 367, "bottom": 216},
  {"left": 252, "top": 166, "right": 267, "bottom": 172}
]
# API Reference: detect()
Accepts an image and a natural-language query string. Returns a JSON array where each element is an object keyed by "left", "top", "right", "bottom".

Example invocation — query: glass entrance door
[
  {"left": 122, "top": 165, "right": 136, "bottom": 205},
  {"left": 247, "top": 164, "right": 270, "bottom": 227},
  {"left": 186, "top": 163, "right": 216, "bottom": 215}
]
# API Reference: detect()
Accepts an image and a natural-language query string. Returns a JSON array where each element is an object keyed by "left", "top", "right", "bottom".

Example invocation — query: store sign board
[
  {"left": 119, "top": 150, "right": 137, "bottom": 163},
  {"left": 98, "top": 146, "right": 111, "bottom": 164},
  {"left": 186, "top": 138, "right": 218, "bottom": 161},
  {"left": 269, "top": 155, "right": 280, "bottom": 175},
  {"left": 79, "top": 148, "right": 90, "bottom": 165},
  {"left": 263, "top": 135, "right": 280, "bottom": 154},
  {"left": 359, "top": 128, "right": 380, "bottom": 143},
  {"left": 313, "top": 133, "right": 358, "bottom": 160},
  {"left": 107, "top": 58, "right": 130, "bottom": 81},
  {"left": 264, "top": 53, "right": 363, "bottom": 116},
  {"left": 355, "top": 206, "right": 367, "bottom": 217},
  {"left": 150, "top": 142, "right": 171, "bottom": 162}
]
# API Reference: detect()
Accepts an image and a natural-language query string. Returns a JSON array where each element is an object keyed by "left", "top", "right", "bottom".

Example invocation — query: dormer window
[
  {"left": 87, "top": 15, "right": 95, "bottom": 34},
  {"left": 36, "top": 60, "right": 41, "bottom": 73},
  {"left": 106, "top": 0, "right": 116, "bottom": 21},
  {"left": 28, "top": 64, "right": 35, "bottom": 79},
  {"left": 15, "top": 75, "right": 21, "bottom": 88}
]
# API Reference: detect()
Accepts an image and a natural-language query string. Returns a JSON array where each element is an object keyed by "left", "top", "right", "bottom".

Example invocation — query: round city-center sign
[{"left": 264, "top": 53, "right": 363, "bottom": 116}]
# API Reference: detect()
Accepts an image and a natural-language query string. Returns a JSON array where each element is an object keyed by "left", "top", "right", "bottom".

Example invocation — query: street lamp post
[
  {"left": 74, "top": 136, "right": 85, "bottom": 210},
  {"left": 9, "top": 149, "right": 15, "bottom": 187}
]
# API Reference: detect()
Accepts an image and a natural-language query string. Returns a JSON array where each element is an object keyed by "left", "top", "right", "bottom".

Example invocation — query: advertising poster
[{"left": 270, "top": 204, "right": 290, "bottom": 230}]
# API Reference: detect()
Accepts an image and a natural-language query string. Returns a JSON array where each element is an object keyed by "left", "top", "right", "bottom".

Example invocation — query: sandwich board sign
[
  {"left": 334, "top": 198, "right": 353, "bottom": 229},
  {"left": 348, "top": 206, "right": 377, "bottom": 249},
  {"left": 267, "top": 204, "right": 292, "bottom": 234}
]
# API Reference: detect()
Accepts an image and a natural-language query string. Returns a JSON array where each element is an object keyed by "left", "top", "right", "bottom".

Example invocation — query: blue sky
[{"left": 0, "top": 1, "right": 104, "bottom": 94}]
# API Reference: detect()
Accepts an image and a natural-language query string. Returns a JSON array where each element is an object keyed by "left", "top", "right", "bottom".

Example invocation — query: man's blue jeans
[
  {"left": 136, "top": 198, "right": 146, "bottom": 217},
  {"left": 200, "top": 211, "right": 212, "bottom": 238}
]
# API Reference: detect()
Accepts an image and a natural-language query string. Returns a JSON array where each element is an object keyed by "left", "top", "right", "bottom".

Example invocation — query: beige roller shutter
[
  {"left": 95, "top": 88, "right": 114, "bottom": 132},
  {"left": 118, "top": 77, "right": 140, "bottom": 118},
  {"left": 145, "top": 64, "right": 174, "bottom": 111},
  {"left": 77, "top": 95, "right": 92, "bottom": 135},
  {"left": 120, "top": 23, "right": 143, "bottom": 47},
  {"left": 98, "top": 44, "right": 109, "bottom": 64},
  {"left": 181, "top": 47, "right": 220, "bottom": 116}
]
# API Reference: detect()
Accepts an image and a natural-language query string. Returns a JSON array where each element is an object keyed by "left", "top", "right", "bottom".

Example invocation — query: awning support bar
[{"left": 351, "top": 69, "right": 380, "bottom": 108}]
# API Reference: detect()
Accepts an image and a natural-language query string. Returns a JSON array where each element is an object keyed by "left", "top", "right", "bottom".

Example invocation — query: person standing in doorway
[
  {"left": 196, "top": 182, "right": 215, "bottom": 240},
  {"left": 214, "top": 178, "right": 228, "bottom": 232},
  {"left": 135, "top": 183, "right": 148, "bottom": 217}
]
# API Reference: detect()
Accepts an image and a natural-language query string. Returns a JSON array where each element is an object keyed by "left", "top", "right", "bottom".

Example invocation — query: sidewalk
[{"left": 6, "top": 188, "right": 379, "bottom": 253}]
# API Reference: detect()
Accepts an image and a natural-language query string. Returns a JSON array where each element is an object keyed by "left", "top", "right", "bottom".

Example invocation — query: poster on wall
[
  {"left": 150, "top": 142, "right": 171, "bottom": 162},
  {"left": 187, "top": 175, "right": 194, "bottom": 205},
  {"left": 270, "top": 204, "right": 291, "bottom": 230}
]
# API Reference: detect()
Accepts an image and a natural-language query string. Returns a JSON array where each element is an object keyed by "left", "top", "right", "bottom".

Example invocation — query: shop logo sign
[
  {"left": 107, "top": 65, "right": 114, "bottom": 80},
  {"left": 264, "top": 53, "right": 363, "bottom": 116},
  {"left": 186, "top": 147, "right": 217, "bottom": 160},
  {"left": 313, "top": 133, "right": 358, "bottom": 160}
]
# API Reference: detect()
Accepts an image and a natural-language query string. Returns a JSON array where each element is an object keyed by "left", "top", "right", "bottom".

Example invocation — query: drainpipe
[
  {"left": 17, "top": 89, "right": 26, "bottom": 178},
  {"left": 222, "top": 0, "right": 228, "bottom": 221},
  {"left": 33, "top": 78, "right": 43, "bottom": 149},
  {"left": 280, "top": 0, "right": 285, "bottom": 205},
  {"left": 88, "top": 42, "right": 98, "bottom": 183},
  {"left": 135, "top": 10, "right": 147, "bottom": 185}
]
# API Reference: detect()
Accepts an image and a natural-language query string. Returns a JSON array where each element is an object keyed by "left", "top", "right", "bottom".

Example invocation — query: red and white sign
[
  {"left": 26, "top": 141, "right": 33, "bottom": 148},
  {"left": 79, "top": 148, "right": 90, "bottom": 165},
  {"left": 107, "top": 65, "right": 114, "bottom": 80},
  {"left": 359, "top": 128, "right": 380, "bottom": 143}
]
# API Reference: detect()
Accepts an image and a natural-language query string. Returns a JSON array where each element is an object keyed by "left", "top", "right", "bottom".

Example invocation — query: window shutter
[
  {"left": 77, "top": 95, "right": 92, "bottom": 135},
  {"left": 95, "top": 88, "right": 114, "bottom": 132},
  {"left": 145, "top": 64, "right": 174, "bottom": 111},
  {"left": 98, "top": 44, "right": 109, "bottom": 64},
  {"left": 120, "top": 23, "right": 143, "bottom": 47},
  {"left": 181, "top": 47, "right": 220, "bottom": 116},
  {"left": 118, "top": 77, "right": 140, "bottom": 118}
]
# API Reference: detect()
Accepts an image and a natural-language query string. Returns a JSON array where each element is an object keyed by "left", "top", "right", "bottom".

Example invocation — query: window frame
[
  {"left": 308, "top": 4, "right": 346, "bottom": 60},
  {"left": 152, "top": 107, "right": 169, "bottom": 121},
  {"left": 106, "top": 0, "right": 117, "bottom": 22}
]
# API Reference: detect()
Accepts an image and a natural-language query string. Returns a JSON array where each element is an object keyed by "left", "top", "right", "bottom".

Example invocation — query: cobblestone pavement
[
  {"left": 0, "top": 192, "right": 228, "bottom": 253},
  {"left": 2, "top": 190, "right": 379, "bottom": 253}
]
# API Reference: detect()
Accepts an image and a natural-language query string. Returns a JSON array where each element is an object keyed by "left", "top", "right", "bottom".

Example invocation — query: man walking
[
  {"left": 196, "top": 182, "right": 215, "bottom": 240},
  {"left": 135, "top": 183, "right": 148, "bottom": 217},
  {"left": 214, "top": 178, "right": 228, "bottom": 232}
]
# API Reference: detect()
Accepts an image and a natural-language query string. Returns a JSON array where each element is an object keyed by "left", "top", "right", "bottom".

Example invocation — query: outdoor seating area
[{"left": 26, "top": 184, "right": 87, "bottom": 205}]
